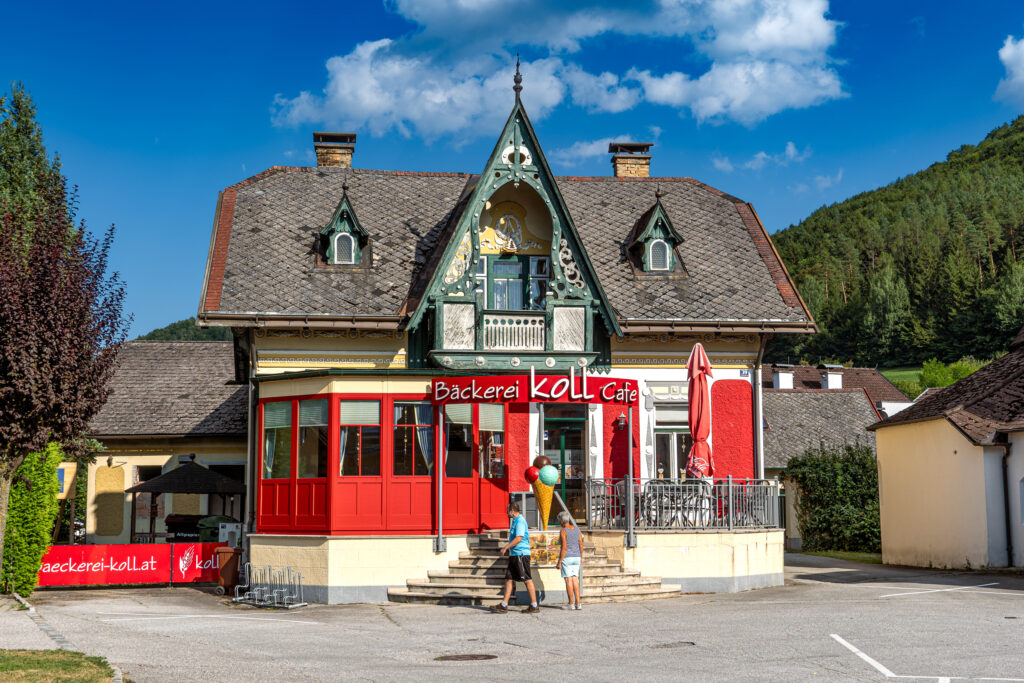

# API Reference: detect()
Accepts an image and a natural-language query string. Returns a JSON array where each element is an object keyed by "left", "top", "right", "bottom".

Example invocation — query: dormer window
[
  {"left": 649, "top": 239, "right": 670, "bottom": 271},
  {"left": 625, "top": 192, "right": 684, "bottom": 275},
  {"left": 333, "top": 233, "right": 355, "bottom": 265},
  {"left": 321, "top": 184, "right": 369, "bottom": 267}
]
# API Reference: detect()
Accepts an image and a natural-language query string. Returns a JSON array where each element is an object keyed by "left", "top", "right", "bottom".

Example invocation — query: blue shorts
[{"left": 560, "top": 556, "right": 581, "bottom": 578}]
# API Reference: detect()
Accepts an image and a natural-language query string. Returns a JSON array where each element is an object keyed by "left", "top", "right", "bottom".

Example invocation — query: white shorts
[{"left": 560, "top": 556, "right": 581, "bottom": 578}]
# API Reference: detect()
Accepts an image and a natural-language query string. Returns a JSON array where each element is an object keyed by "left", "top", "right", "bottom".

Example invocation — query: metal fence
[{"left": 586, "top": 477, "right": 781, "bottom": 531}]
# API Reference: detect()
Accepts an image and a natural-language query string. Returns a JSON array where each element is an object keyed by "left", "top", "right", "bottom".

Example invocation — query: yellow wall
[
  {"left": 877, "top": 419, "right": 989, "bottom": 568},
  {"left": 258, "top": 376, "right": 433, "bottom": 399},
  {"left": 85, "top": 439, "right": 245, "bottom": 545}
]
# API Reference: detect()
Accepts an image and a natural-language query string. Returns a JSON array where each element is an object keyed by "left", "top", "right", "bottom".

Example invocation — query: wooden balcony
[{"left": 482, "top": 311, "right": 545, "bottom": 351}]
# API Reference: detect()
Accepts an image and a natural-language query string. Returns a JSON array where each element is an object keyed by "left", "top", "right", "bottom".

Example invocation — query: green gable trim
[
  {"left": 406, "top": 98, "right": 621, "bottom": 336},
  {"left": 629, "top": 200, "right": 683, "bottom": 273},
  {"left": 321, "top": 191, "right": 369, "bottom": 265}
]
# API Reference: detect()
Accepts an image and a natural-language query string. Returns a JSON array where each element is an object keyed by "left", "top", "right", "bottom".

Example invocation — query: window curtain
[
  {"left": 414, "top": 404, "right": 434, "bottom": 472},
  {"left": 338, "top": 428, "right": 349, "bottom": 473},
  {"left": 263, "top": 402, "right": 290, "bottom": 476}
]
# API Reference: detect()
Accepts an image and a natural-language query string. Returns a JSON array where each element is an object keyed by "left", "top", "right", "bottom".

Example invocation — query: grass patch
[
  {"left": 0, "top": 650, "right": 114, "bottom": 682},
  {"left": 880, "top": 367, "right": 920, "bottom": 384},
  {"left": 803, "top": 550, "right": 883, "bottom": 564}
]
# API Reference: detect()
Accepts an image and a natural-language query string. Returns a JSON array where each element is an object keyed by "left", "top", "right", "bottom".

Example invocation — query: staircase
[{"left": 387, "top": 531, "right": 681, "bottom": 606}]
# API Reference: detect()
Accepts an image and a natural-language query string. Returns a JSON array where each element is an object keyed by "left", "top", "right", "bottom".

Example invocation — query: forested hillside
[
  {"left": 137, "top": 317, "right": 231, "bottom": 341},
  {"left": 768, "top": 116, "right": 1024, "bottom": 366}
]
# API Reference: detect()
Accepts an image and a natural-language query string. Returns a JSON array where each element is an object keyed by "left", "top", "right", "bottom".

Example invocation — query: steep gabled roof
[
  {"left": 89, "top": 341, "right": 247, "bottom": 438},
  {"left": 762, "top": 389, "right": 879, "bottom": 469},
  {"left": 869, "top": 335, "right": 1024, "bottom": 444}
]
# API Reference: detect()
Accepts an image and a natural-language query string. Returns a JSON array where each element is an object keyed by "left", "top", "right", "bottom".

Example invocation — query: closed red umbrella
[{"left": 685, "top": 343, "right": 715, "bottom": 479}]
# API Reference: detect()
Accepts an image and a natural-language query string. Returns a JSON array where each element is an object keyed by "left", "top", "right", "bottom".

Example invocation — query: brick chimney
[
  {"left": 313, "top": 132, "right": 356, "bottom": 168},
  {"left": 609, "top": 142, "right": 653, "bottom": 178}
]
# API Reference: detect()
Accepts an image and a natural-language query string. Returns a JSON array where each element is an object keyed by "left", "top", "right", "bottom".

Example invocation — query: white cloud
[
  {"left": 274, "top": 0, "right": 845, "bottom": 137},
  {"left": 996, "top": 34, "right": 1024, "bottom": 107},
  {"left": 744, "top": 151, "right": 771, "bottom": 170},
  {"left": 712, "top": 156, "right": 735, "bottom": 173},
  {"left": 788, "top": 182, "right": 809, "bottom": 193},
  {"left": 814, "top": 168, "right": 843, "bottom": 189},
  {"left": 550, "top": 135, "right": 633, "bottom": 166}
]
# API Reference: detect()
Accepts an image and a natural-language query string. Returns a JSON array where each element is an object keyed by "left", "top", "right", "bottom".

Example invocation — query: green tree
[
  {"left": 0, "top": 444, "right": 60, "bottom": 595},
  {"left": 137, "top": 317, "right": 231, "bottom": 341}
]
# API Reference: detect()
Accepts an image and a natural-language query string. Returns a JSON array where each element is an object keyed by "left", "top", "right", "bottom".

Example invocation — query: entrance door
[
  {"left": 477, "top": 403, "right": 508, "bottom": 529},
  {"left": 543, "top": 405, "right": 587, "bottom": 526},
  {"left": 442, "top": 403, "right": 509, "bottom": 532}
]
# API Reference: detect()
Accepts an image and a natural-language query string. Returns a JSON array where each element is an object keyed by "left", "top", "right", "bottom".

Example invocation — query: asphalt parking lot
[{"left": 4, "top": 554, "right": 1024, "bottom": 682}]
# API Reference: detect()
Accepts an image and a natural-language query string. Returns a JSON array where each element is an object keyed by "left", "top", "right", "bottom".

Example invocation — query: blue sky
[{"left": 4, "top": 0, "right": 1024, "bottom": 337}]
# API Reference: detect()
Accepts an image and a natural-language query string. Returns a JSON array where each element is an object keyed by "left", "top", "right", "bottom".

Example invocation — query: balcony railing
[
  {"left": 586, "top": 477, "right": 781, "bottom": 531},
  {"left": 482, "top": 311, "right": 545, "bottom": 351}
]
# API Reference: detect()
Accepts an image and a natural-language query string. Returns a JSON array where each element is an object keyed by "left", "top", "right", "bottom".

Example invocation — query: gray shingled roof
[
  {"left": 761, "top": 365, "right": 909, "bottom": 405},
  {"left": 89, "top": 341, "right": 247, "bottom": 437},
  {"left": 205, "top": 166, "right": 810, "bottom": 325},
  {"left": 870, "top": 329, "right": 1024, "bottom": 444},
  {"left": 762, "top": 389, "right": 879, "bottom": 469}
]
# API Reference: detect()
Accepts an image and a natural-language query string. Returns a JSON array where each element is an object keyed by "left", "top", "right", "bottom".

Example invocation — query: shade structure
[
  {"left": 685, "top": 343, "right": 715, "bottom": 479},
  {"left": 125, "top": 458, "right": 245, "bottom": 495}
]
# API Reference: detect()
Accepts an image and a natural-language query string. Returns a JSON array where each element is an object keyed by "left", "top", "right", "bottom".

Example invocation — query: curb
[{"left": 12, "top": 591, "right": 35, "bottom": 613}]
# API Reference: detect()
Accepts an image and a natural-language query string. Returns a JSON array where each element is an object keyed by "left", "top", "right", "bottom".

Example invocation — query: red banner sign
[
  {"left": 37, "top": 543, "right": 225, "bottom": 587},
  {"left": 432, "top": 367, "right": 638, "bottom": 406}
]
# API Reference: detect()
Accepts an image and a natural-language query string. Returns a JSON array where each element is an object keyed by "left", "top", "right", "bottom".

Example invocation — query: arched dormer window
[
  {"left": 333, "top": 233, "right": 355, "bottom": 265},
  {"left": 321, "top": 184, "right": 368, "bottom": 266},
  {"left": 649, "top": 239, "right": 670, "bottom": 271}
]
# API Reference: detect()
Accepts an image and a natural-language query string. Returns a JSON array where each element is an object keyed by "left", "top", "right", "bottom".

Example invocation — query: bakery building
[{"left": 138, "top": 75, "right": 816, "bottom": 603}]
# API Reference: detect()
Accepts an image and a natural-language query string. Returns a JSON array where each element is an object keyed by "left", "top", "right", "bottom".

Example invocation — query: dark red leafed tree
[{"left": 0, "top": 174, "right": 129, "bottom": 574}]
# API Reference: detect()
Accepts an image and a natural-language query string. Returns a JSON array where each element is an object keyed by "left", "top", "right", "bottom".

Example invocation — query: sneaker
[
  {"left": 490, "top": 604, "right": 508, "bottom": 613},
  {"left": 522, "top": 605, "right": 540, "bottom": 614},
  {"left": 573, "top": 603, "right": 582, "bottom": 610},
  {"left": 562, "top": 604, "right": 574, "bottom": 611}
]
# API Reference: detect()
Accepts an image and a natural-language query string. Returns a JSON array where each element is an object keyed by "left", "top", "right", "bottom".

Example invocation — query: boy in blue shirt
[{"left": 491, "top": 501, "right": 539, "bottom": 613}]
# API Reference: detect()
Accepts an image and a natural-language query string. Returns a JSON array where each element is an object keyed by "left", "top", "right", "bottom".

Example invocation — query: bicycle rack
[{"left": 233, "top": 563, "right": 306, "bottom": 609}]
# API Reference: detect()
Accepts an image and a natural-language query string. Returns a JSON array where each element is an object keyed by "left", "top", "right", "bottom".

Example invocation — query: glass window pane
[
  {"left": 263, "top": 426, "right": 292, "bottom": 479},
  {"left": 362, "top": 427, "right": 381, "bottom": 476},
  {"left": 494, "top": 279, "right": 507, "bottom": 309},
  {"left": 340, "top": 425, "right": 360, "bottom": 476},
  {"left": 480, "top": 429, "right": 505, "bottom": 479},
  {"left": 544, "top": 404, "right": 587, "bottom": 420},
  {"left": 655, "top": 433, "right": 672, "bottom": 479},
  {"left": 393, "top": 426, "right": 414, "bottom": 476},
  {"left": 299, "top": 399, "right": 328, "bottom": 426},
  {"left": 493, "top": 262, "right": 521, "bottom": 275},
  {"left": 476, "top": 256, "right": 487, "bottom": 276},
  {"left": 444, "top": 416, "right": 473, "bottom": 478},
  {"left": 650, "top": 241, "right": 668, "bottom": 270},
  {"left": 529, "top": 278, "right": 547, "bottom": 310},
  {"left": 263, "top": 401, "right": 291, "bottom": 429},
  {"left": 415, "top": 425, "right": 433, "bottom": 475},
  {"left": 677, "top": 432, "right": 693, "bottom": 479},
  {"left": 340, "top": 400, "right": 379, "bottom": 425},
  {"left": 298, "top": 424, "right": 328, "bottom": 478},
  {"left": 530, "top": 257, "right": 549, "bottom": 276},
  {"left": 507, "top": 282, "right": 523, "bottom": 310}
]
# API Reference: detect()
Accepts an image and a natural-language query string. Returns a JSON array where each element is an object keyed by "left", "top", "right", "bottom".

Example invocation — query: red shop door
[
  {"left": 477, "top": 403, "right": 509, "bottom": 530},
  {"left": 441, "top": 404, "right": 509, "bottom": 533}
]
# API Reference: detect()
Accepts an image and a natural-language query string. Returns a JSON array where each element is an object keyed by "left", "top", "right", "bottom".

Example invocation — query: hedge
[
  {"left": 1, "top": 443, "right": 61, "bottom": 595},
  {"left": 784, "top": 443, "right": 881, "bottom": 553}
]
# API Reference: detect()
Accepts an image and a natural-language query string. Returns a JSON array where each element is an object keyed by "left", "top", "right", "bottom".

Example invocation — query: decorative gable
[
  {"left": 321, "top": 185, "right": 369, "bottom": 265},
  {"left": 626, "top": 193, "right": 684, "bottom": 274},
  {"left": 406, "top": 72, "right": 620, "bottom": 371}
]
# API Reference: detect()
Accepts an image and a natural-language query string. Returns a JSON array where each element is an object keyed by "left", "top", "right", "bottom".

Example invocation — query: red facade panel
[{"left": 710, "top": 379, "right": 755, "bottom": 479}]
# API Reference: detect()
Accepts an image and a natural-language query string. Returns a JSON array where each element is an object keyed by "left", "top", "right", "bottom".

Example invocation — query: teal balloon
[{"left": 538, "top": 465, "right": 559, "bottom": 486}]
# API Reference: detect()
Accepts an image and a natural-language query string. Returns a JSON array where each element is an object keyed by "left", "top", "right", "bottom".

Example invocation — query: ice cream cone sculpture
[{"left": 525, "top": 457, "right": 560, "bottom": 530}]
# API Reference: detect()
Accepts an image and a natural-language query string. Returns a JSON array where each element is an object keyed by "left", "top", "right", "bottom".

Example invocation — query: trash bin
[
  {"left": 197, "top": 515, "right": 238, "bottom": 543},
  {"left": 214, "top": 546, "right": 242, "bottom": 596}
]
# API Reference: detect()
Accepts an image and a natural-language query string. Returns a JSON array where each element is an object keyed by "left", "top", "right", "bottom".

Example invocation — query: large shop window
[
  {"left": 263, "top": 401, "right": 293, "bottom": 479},
  {"left": 444, "top": 404, "right": 473, "bottom": 477},
  {"left": 393, "top": 402, "right": 434, "bottom": 476},
  {"left": 298, "top": 399, "right": 328, "bottom": 478},
  {"left": 339, "top": 400, "right": 381, "bottom": 476},
  {"left": 479, "top": 403, "right": 505, "bottom": 478},
  {"left": 654, "top": 404, "right": 692, "bottom": 479}
]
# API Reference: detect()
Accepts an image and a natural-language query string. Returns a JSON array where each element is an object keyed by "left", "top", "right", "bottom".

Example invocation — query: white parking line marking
[
  {"left": 879, "top": 583, "right": 998, "bottom": 598},
  {"left": 96, "top": 612, "right": 318, "bottom": 625},
  {"left": 831, "top": 634, "right": 896, "bottom": 678},
  {"left": 831, "top": 634, "right": 1024, "bottom": 682}
]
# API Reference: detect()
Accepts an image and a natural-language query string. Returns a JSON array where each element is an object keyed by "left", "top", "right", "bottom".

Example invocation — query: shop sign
[
  {"left": 432, "top": 367, "right": 638, "bottom": 405},
  {"left": 37, "top": 542, "right": 225, "bottom": 586}
]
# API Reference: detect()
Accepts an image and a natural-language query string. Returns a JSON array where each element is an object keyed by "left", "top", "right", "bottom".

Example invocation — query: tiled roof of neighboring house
[
  {"left": 913, "top": 387, "right": 944, "bottom": 402},
  {"left": 762, "top": 389, "right": 880, "bottom": 470},
  {"left": 761, "top": 365, "right": 909, "bottom": 405},
  {"left": 89, "top": 341, "right": 247, "bottom": 438},
  {"left": 870, "top": 328, "right": 1024, "bottom": 444},
  {"left": 199, "top": 166, "right": 813, "bottom": 327}
]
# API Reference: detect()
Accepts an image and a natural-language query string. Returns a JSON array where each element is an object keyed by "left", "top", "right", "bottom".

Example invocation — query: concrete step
[
  {"left": 578, "top": 584, "right": 683, "bottom": 604},
  {"left": 422, "top": 570, "right": 645, "bottom": 587},
  {"left": 387, "top": 588, "right": 517, "bottom": 606},
  {"left": 442, "top": 566, "right": 637, "bottom": 579},
  {"left": 470, "top": 538, "right": 598, "bottom": 550},
  {"left": 406, "top": 578, "right": 665, "bottom": 597},
  {"left": 459, "top": 550, "right": 606, "bottom": 561},
  {"left": 450, "top": 556, "right": 621, "bottom": 570}
]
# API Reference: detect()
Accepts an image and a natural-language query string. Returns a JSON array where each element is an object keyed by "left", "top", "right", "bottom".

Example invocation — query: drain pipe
[
  {"left": 999, "top": 437, "right": 1014, "bottom": 567},
  {"left": 434, "top": 405, "right": 446, "bottom": 552},
  {"left": 752, "top": 333, "right": 771, "bottom": 480}
]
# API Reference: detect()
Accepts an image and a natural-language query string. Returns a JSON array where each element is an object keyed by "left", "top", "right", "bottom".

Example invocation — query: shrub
[
  {"left": 784, "top": 443, "right": 880, "bottom": 553},
  {"left": 1, "top": 443, "right": 61, "bottom": 595}
]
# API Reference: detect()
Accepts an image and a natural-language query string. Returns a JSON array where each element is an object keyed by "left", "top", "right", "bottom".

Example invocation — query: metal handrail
[{"left": 586, "top": 477, "right": 780, "bottom": 531}]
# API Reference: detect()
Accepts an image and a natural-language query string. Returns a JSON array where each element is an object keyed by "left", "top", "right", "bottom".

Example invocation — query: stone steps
[{"left": 388, "top": 533, "right": 682, "bottom": 606}]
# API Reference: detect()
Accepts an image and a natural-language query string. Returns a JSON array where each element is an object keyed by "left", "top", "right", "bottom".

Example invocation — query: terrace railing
[
  {"left": 586, "top": 477, "right": 781, "bottom": 531},
  {"left": 482, "top": 311, "right": 545, "bottom": 351}
]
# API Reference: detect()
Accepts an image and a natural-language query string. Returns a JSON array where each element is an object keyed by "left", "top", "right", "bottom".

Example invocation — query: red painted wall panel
[
  {"left": 506, "top": 403, "right": 531, "bottom": 492},
  {"left": 604, "top": 405, "right": 639, "bottom": 480},
  {"left": 710, "top": 379, "right": 755, "bottom": 479}
]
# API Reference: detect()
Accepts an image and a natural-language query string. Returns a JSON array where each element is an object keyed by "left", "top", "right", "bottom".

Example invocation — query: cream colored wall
[
  {"left": 877, "top": 419, "right": 990, "bottom": 568},
  {"left": 85, "top": 440, "right": 246, "bottom": 545},
  {"left": 258, "top": 376, "right": 433, "bottom": 399},
  {"left": 624, "top": 530, "right": 783, "bottom": 585},
  {"left": 254, "top": 330, "right": 408, "bottom": 374},
  {"left": 249, "top": 535, "right": 470, "bottom": 603}
]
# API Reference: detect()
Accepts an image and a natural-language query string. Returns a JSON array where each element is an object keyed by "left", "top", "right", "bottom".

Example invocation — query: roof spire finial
[
  {"left": 513, "top": 53, "right": 523, "bottom": 101},
  {"left": 655, "top": 184, "right": 663, "bottom": 201},
  {"left": 342, "top": 177, "right": 349, "bottom": 196}
]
